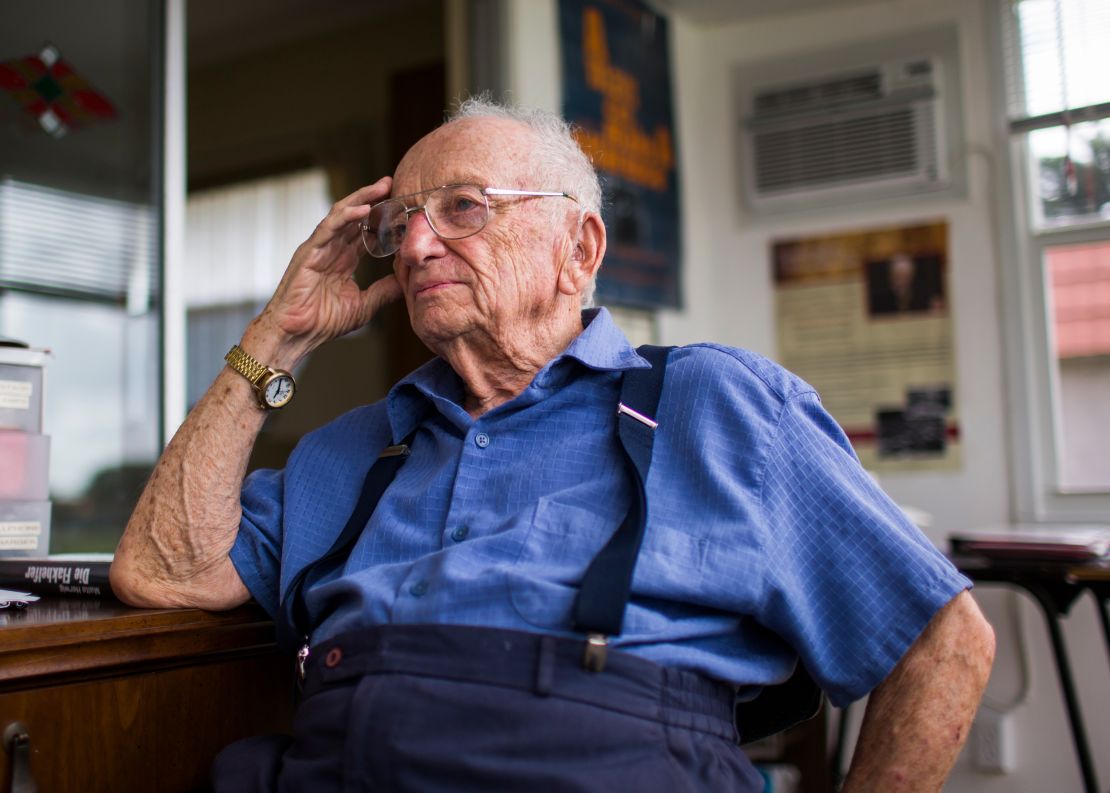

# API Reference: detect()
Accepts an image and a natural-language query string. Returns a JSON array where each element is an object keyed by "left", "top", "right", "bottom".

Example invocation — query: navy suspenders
[
  {"left": 572, "top": 344, "right": 671, "bottom": 671},
  {"left": 278, "top": 345, "right": 674, "bottom": 661},
  {"left": 277, "top": 434, "right": 415, "bottom": 659},
  {"left": 276, "top": 345, "right": 822, "bottom": 743}
]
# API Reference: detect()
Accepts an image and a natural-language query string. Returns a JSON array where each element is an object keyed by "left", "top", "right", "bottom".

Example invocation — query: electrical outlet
[{"left": 972, "top": 709, "right": 1014, "bottom": 774}]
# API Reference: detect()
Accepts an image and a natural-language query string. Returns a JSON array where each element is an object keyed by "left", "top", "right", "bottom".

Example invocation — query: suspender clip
[
  {"left": 379, "top": 444, "right": 411, "bottom": 459},
  {"left": 582, "top": 633, "right": 609, "bottom": 672},
  {"left": 617, "top": 402, "right": 658, "bottom": 429},
  {"left": 296, "top": 641, "right": 310, "bottom": 682}
]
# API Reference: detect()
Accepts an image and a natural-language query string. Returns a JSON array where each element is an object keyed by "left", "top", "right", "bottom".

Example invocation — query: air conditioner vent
[
  {"left": 753, "top": 107, "right": 920, "bottom": 193},
  {"left": 754, "top": 72, "right": 882, "bottom": 116},
  {"left": 733, "top": 25, "right": 964, "bottom": 214}
]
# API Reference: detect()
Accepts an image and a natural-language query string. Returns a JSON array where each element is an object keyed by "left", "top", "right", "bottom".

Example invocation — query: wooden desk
[{"left": 0, "top": 599, "right": 293, "bottom": 793}]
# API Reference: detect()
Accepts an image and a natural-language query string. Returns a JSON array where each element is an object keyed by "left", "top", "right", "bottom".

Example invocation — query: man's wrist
[
  {"left": 225, "top": 344, "right": 296, "bottom": 410},
  {"left": 238, "top": 316, "right": 309, "bottom": 373}
]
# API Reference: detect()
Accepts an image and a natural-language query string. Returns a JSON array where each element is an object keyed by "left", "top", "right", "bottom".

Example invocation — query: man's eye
[
  {"left": 385, "top": 219, "right": 407, "bottom": 241},
  {"left": 449, "top": 197, "right": 480, "bottom": 214}
]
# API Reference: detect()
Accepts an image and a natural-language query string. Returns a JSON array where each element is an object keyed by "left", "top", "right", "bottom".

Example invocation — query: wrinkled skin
[{"left": 389, "top": 117, "right": 602, "bottom": 414}]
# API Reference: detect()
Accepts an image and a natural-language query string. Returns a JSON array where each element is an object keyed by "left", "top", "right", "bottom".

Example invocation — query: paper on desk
[
  {"left": 0, "top": 587, "right": 40, "bottom": 607},
  {"left": 948, "top": 525, "right": 1110, "bottom": 560}
]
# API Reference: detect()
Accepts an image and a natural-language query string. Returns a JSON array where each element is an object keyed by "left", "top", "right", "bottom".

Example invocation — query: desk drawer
[{"left": 0, "top": 651, "right": 292, "bottom": 793}]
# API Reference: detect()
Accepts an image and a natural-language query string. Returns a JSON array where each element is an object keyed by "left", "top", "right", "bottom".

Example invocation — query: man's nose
[{"left": 398, "top": 208, "right": 444, "bottom": 263}]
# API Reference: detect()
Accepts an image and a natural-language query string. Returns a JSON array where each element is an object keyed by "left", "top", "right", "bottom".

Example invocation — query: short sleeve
[
  {"left": 230, "top": 466, "right": 285, "bottom": 617},
  {"left": 756, "top": 392, "right": 970, "bottom": 706}
]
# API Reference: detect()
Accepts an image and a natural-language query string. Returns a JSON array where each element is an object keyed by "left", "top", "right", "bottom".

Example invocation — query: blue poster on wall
[{"left": 559, "top": 0, "right": 682, "bottom": 309}]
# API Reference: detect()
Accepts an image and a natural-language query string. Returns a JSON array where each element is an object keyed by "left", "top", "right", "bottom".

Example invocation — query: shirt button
[
  {"left": 475, "top": 432, "right": 490, "bottom": 448},
  {"left": 409, "top": 580, "right": 429, "bottom": 597},
  {"left": 451, "top": 526, "right": 470, "bottom": 542}
]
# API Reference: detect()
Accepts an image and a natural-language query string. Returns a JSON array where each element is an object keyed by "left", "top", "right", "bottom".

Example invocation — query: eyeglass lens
[{"left": 361, "top": 184, "right": 490, "bottom": 258}]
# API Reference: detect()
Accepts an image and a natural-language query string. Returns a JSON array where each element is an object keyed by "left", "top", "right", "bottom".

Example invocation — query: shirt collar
[
  {"left": 539, "top": 306, "right": 648, "bottom": 377},
  {"left": 385, "top": 307, "right": 649, "bottom": 441}
]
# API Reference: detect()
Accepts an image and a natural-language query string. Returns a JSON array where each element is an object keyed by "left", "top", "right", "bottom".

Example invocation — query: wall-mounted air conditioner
[{"left": 734, "top": 26, "right": 965, "bottom": 215}]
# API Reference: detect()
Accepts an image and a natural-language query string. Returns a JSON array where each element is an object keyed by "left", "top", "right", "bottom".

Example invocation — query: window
[
  {"left": 1048, "top": 241, "right": 1110, "bottom": 489},
  {"left": 1001, "top": 0, "right": 1110, "bottom": 517},
  {"left": 0, "top": 1, "right": 166, "bottom": 552},
  {"left": 184, "top": 169, "right": 331, "bottom": 410}
]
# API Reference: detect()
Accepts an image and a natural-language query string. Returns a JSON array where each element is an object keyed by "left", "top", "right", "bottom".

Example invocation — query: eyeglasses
[{"left": 358, "top": 184, "right": 578, "bottom": 258}]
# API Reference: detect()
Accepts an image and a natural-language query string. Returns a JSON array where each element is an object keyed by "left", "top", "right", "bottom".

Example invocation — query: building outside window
[{"left": 1001, "top": 0, "right": 1110, "bottom": 516}]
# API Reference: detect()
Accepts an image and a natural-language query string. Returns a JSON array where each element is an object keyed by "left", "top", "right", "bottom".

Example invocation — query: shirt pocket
[{"left": 507, "top": 496, "right": 708, "bottom": 637}]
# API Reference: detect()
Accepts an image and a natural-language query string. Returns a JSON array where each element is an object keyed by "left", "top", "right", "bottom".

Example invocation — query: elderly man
[{"left": 112, "top": 98, "right": 993, "bottom": 792}]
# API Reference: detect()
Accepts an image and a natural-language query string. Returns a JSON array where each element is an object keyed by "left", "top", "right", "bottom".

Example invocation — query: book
[
  {"left": 948, "top": 525, "right": 1110, "bottom": 562},
  {"left": 0, "top": 553, "right": 116, "bottom": 598}
]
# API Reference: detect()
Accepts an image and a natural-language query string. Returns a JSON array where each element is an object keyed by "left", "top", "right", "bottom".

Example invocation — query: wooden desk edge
[{"left": 0, "top": 599, "right": 284, "bottom": 689}]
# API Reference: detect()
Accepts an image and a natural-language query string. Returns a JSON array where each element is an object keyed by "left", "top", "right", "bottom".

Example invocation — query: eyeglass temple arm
[
  {"left": 358, "top": 187, "right": 579, "bottom": 230},
  {"left": 483, "top": 188, "right": 578, "bottom": 202}
]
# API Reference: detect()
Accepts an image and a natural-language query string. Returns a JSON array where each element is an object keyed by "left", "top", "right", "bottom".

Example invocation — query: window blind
[
  {"left": 184, "top": 168, "right": 331, "bottom": 308},
  {"left": 1006, "top": 0, "right": 1110, "bottom": 129},
  {"left": 0, "top": 178, "right": 157, "bottom": 309}
]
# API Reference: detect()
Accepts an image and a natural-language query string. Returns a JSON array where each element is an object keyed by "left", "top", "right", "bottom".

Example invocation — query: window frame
[
  {"left": 0, "top": 0, "right": 181, "bottom": 552},
  {"left": 162, "top": 0, "right": 188, "bottom": 440},
  {"left": 993, "top": 0, "right": 1110, "bottom": 521}
]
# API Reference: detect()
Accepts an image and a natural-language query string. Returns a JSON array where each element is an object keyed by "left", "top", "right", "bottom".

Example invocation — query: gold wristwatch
[{"left": 224, "top": 345, "right": 296, "bottom": 410}]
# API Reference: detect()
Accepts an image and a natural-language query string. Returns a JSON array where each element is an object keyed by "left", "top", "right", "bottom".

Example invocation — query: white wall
[
  {"left": 502, "top": 1, "right": 1109, "bottom": 790},
  {"left": 665, "top": 0, "right": 1011, "bottom": 544}
]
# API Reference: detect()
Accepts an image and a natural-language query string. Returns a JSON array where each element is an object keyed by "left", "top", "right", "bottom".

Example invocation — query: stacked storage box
[{"left": 0, "top": 345, "right": 50, "bottom": 556}]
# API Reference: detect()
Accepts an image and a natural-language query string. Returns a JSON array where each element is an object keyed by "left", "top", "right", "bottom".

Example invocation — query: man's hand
[
  {"left": 842, "top": 590, "right": 995, "bottom": 792},
  {"left": 112, "top": 180, "right": 404, "bottom": 610},
  {"left": 256, "top": 177, "right": 404, "bottom": 367}
]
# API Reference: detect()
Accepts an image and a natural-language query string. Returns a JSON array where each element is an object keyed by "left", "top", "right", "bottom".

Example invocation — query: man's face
[
  {"left": 890, "top": 255, "right": 915, "bottom": 293},
  {"left": 389, "top": 117, "right": 578, "bottom": 351}
]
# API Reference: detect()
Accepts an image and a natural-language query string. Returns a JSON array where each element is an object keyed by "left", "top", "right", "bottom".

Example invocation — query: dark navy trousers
[{"left": 212, "top": 624, "right": 764, "bottom": 792}]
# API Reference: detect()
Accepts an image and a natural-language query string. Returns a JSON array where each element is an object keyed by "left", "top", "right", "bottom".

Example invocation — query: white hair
[{"left": 448, "top": 96, "right": 603, "bottom": 306}]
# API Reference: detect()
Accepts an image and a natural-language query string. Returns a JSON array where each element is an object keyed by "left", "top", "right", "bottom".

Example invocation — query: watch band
[{"left": 224, "top": 345, "right": 270, "bottom": 386}]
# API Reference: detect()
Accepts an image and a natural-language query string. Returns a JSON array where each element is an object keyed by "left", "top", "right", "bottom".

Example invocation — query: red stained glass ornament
[{"left": 0, "top": 42, "right": 117, "bottom": 138}]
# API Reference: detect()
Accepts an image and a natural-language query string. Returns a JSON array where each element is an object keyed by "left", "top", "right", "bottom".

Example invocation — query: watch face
[{"left": 262, "top": 374, "right": 295, "bottom": 409}]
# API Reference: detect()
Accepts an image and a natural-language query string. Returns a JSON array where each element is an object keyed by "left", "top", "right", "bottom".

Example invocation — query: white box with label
[
  {"left": 0, "top": 431, "right": 50, "bottom": 500},
  {"left": 0, "top": 500, "right": 51, "bottom": 555},
  {"left": 0, "top": 346, "right": 49, "bottom": 434}
]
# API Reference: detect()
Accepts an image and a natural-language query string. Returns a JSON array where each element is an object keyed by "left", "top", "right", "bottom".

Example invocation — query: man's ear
[{"left": 558, "top": 212, "right": 606, "bottom": 297}]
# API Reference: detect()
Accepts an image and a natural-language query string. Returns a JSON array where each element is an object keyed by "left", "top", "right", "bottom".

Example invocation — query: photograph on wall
[
  {"left": 558, "top": 0, "right": 681, "bottom": 308},
  {"left": 773, "top": 221, "right": 960, "bottom": 472}
]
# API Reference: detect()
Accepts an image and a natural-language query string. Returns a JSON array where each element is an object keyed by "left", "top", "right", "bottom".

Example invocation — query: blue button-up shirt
[{"left": 231, "top": 308, "right": 968, "bottom": 706}]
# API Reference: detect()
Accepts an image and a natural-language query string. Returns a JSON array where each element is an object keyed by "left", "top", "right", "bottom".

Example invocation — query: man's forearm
[
  {"left": 111, "top": 180, "right": 401, "bottom": 610},
  {"left": 842, "top": 590, "right": 995, "bottom": 792},
  {"left": 111, "top": 327, "right": 282, "bottom": 610}
]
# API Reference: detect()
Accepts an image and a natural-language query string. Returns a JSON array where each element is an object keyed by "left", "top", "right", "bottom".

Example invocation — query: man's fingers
[
  {"left": 312, "top": 178, "right": 393, "bottom": 240},
  {"left": 339, "top": 214, "right": 368, "bottom": 246},
  {"left": 364, "top": 274, "right": 403, "bottom": 318},
  {"left": 343, "top": 177, "right": 393, "bottom": 208},
  {"left": 315, "top": 202, "right": 375, "bottom": 240}
]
